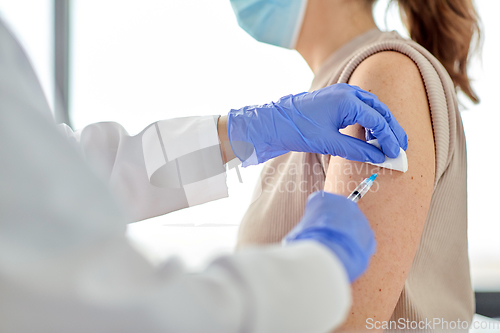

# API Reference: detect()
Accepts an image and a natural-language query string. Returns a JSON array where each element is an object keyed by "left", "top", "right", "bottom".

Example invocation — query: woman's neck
[{"left": 296, "top": 0, "right": 378, "bottom": 74}]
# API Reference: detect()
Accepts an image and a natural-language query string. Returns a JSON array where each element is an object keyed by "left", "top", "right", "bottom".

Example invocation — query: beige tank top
[{"left": 237, "top": 29, "right": 474, "bottom": 325}]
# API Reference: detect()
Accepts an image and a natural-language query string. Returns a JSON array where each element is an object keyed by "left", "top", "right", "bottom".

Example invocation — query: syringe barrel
[
  {"left": 348, "top": 180, "right": 373, "bottom": 202},
  {"left": 347, "top": 191, "right": 361, "bottom": 203}
]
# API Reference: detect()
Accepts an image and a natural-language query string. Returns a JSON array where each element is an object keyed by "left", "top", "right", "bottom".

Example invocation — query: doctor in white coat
[{"left": 0, "top": 15, "right": 407, "bottom": 333}]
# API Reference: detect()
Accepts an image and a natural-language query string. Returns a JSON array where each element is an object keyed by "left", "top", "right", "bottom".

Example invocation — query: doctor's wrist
[{"left": 217, "top": 115, "right": 236, "bottom": 164}]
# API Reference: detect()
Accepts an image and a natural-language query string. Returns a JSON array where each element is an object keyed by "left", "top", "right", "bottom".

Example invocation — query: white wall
[
  {"left": 0, "top": 0, "right": 53, "bottom": 110},
  {"left": 460, "top": 1, "right": 500, "bottom": 291}
]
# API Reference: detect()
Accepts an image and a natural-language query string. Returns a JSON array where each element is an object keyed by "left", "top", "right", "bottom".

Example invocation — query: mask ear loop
[{"left": 289, "top": 0, "right": 309, "bottom": 49}]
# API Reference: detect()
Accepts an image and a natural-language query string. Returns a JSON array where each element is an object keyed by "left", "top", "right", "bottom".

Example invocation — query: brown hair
[{"left": 369, "top": 0, "right": 482, "bottom": 103}]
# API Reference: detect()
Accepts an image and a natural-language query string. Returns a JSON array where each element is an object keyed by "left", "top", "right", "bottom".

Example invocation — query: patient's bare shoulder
[
  {"left": 326, "top": 51, "right": 436, "bottom": 331},
  {"left": 351, "top": 51, "right": 429, "bottom": 115}
]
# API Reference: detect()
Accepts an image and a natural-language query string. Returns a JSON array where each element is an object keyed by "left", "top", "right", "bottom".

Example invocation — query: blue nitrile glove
[
  {"left": 227, "top": 83, "right": 408, "bottom": 167},
  {"left": 283, "top": 191, "right": 376, "bottom": 283}
]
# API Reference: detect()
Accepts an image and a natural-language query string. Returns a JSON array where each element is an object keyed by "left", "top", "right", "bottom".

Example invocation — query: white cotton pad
[{"left": 366, "top": 139, "right": 408, "bottom": 173}]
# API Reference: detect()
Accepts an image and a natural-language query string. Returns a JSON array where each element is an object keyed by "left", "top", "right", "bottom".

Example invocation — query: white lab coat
[{"left": 0, "top": 19, "right": 351, "bottom": 333}]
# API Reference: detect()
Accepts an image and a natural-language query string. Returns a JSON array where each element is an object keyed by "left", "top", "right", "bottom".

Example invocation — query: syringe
[{"left": 347, "top": 173, "right": 378, "bottom": 203}]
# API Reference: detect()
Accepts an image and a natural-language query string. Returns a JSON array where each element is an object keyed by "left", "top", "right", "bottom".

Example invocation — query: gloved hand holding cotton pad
[{"left": 365, "top": 139, "right": 408, "bottom": 173}]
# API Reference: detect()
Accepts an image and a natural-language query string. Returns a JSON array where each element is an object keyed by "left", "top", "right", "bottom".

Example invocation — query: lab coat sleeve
[{"left": 58, "top": 115, "right": 229, "bottom": 222}]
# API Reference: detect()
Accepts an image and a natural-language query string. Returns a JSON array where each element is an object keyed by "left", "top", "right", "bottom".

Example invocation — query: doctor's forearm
[{"left": 217, "top": 115, "right": 236, "bottom": 164}]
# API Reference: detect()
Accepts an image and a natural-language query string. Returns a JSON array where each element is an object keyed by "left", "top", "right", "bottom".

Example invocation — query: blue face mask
[{"left": 230, "top": 0, "right": 309, "bottom": 49}]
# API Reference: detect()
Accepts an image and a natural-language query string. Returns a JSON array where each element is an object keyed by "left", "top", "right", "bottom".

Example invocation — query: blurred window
[{"left": 0, "top": 0, "right": 54, "bottom": 110}]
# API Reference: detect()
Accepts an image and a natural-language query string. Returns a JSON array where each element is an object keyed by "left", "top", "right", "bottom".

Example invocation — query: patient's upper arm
[{"left": 324, "top": 51, "right": 435, "bottom": 331}]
